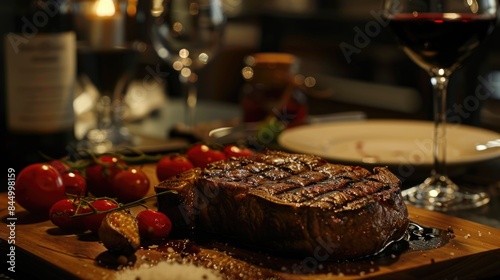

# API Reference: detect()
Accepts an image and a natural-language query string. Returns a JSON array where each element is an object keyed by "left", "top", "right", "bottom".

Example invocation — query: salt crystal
[{"left": 116, "top": 262, "right": 222, "bottom": 280}]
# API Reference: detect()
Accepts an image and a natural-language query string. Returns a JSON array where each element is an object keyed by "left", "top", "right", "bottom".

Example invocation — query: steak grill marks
[{"left": 202, "top": 150, "right": 398, "bottom": 211}]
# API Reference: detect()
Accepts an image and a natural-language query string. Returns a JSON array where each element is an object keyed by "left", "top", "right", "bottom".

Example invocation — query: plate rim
[{"left": 278, "top": 119, "right": 500, "bottom": 167}]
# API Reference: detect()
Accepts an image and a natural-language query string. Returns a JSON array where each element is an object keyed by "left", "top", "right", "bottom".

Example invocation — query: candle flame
[{"left": 95, "top": 0, "right": 116, "bottom": 17}]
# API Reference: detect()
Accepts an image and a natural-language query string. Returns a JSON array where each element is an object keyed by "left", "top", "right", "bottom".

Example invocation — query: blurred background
[
  {"left": 135, "top": 0, "right": 500, "bottom": 130},
  {"left": 2, "top": 0, "right": 500, "bottom": 169}
]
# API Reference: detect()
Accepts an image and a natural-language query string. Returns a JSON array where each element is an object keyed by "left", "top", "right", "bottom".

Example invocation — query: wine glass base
[
  {"left": 402, "top": 181, "right": 490, "bottom": 212},
  {"left": 79, "top": 127, "right": 135, "bottom": 154}
]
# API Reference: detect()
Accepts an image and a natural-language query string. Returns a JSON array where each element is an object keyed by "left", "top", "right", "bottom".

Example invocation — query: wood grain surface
[{"left": 1, "top": 164, "right": 499, "bottom": 280}]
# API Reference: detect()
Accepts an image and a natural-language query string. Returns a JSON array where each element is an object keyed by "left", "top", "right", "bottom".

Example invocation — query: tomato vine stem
[{"left": 70, "top": 190, "right": 178, "bottom": 218}]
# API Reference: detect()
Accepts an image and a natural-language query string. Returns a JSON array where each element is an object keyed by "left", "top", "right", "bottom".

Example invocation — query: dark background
[{"left": 210, "top": 1, "right": 500, "bottom": 129}]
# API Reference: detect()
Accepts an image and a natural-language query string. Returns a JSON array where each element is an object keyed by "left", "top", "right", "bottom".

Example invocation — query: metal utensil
[
  {"left": 475, "top": 139, "right": 500, "bottom": 151},
  {"left": 208, "top": 111, "right": 366, "bottom": 144}
]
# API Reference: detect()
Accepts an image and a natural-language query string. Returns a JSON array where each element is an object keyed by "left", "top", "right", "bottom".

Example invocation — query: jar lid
[
  {"left": 245, "top": 53, "right": 297, "bottom": 66},
  {"left": 242, "top": 52, "right": 299, "bottom": 83}
]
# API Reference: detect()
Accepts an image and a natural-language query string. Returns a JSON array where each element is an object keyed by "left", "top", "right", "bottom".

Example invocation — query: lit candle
[{"left": 87, "top": 0, "right": 124, "bottom": 49}]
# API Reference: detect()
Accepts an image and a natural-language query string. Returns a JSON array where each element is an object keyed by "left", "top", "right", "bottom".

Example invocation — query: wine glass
[
  {"left": 383, "top": 0, "right": 498, "bottom": 211},
  {"left": 72, "top": 0, "right": 142, "bottom": 153},
  {"left": 150, "top": 0, "right": 226, "bottom": 130}
]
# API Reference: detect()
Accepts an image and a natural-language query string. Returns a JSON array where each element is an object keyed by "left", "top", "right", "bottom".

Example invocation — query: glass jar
[{"left": 240, "top": 53, "right": 308, "bottom": 128}]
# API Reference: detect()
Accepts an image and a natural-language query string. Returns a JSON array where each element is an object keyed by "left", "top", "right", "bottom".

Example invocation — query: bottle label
[{"left": 4, "top": 32, "right": 76, "bottom": 133}]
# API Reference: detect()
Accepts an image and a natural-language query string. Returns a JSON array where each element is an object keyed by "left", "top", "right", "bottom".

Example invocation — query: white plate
[{"left": 278, "top": 119, "right": 500, "bottom": 167}]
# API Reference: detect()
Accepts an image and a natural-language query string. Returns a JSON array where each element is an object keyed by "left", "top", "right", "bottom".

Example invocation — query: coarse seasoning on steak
[{"left": 155, "top": 150, "right": 409, "bottom": 260}]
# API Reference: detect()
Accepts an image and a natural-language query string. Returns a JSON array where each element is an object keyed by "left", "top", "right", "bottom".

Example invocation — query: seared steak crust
[{"left": 155, "top": 150, "right": 409, "bottom": 260}]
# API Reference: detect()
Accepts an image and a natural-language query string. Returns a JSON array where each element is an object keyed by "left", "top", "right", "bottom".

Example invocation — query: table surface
[{"left": 1, "top": 164, "right": 500, "bottom": 280}]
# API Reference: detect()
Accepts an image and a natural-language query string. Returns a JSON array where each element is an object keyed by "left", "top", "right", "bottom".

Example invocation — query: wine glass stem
[
  {"left": 97, "top": 94, "right": 112, "bottom": 129},
  {"left": 96, "top": 94, "right": 125, "bottom": 130},
  {"left": 183, "top": 79, "right": 197, "bottom": 129},
  {"left": 430, "top": 75, "right": 449, "bottom": 179}
]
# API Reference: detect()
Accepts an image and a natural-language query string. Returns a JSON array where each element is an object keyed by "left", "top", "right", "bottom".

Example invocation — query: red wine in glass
[
  {"left": 388, "top": 13, "right": 497, "bottom": 73},
  {"left": 77, "top": 46, "right": 139, "bottom": 101},
  {"left": 384, "top": 0, "right": 498, "bottom": 212}
]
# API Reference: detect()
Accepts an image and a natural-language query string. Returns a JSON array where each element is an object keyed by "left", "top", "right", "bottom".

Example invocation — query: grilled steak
[{"left": 155, "top": 150, "right": 409, "bottom": 260}]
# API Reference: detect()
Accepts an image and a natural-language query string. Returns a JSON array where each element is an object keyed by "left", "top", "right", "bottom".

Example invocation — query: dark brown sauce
[
  {"left": 405, "top": 221, "right": 455, "bottom": 251},
  {"left": 135, "top": 221, "right": 454, "bottom": 279}
]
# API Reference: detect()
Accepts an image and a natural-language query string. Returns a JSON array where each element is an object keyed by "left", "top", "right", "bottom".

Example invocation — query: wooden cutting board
[{"left": 1, "top": 164, "right": 499, "bottom": 280}]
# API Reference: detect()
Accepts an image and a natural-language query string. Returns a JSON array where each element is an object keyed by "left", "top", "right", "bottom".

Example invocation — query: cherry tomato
[
  {"left": 186, "top": 144, "right": 226, "bottom": 169},
  {"left": 223, "top": 144, "right": 254, "bottom": 158},
  {"left": 85, "top": 155, "right": 126, "bottom": 197},
  {"left": 82, "top": 199, "right": 119, "bottom": 233},
  {"left": 61, "top": 171, "right": 87, "bottom": 196},
  {"left": 16, "top": 163, "right": 66, "bottom": 214},
  {"left": 47, "top": 160, "right": 86, "bottom": 196},
  {"left": 136, "top": 209, "right": 172, "bottom": 240},
  {"left": 112, "top": 168, "right": 150, "bottom": 203},
  {"left": 48, "top": 160, "right": 70, "bottom": 174},
  {"left": 156, "top": 154, "right": 194, "bottom": 182},
  {"left": 49, "top": 198, "right": 89, "bottom": 231}
]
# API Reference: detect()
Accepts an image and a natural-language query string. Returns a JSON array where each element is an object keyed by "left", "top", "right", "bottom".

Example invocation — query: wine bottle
[{"left": 0, "top": 0, "right": 76, "bottom": 175}]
